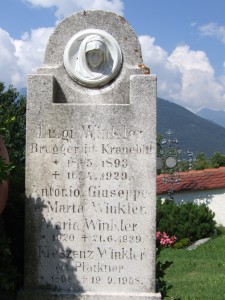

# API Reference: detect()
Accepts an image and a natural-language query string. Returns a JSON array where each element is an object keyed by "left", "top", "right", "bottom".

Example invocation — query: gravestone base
[{"left": 18, "top": 290, "right": 161, "bottom": 300}]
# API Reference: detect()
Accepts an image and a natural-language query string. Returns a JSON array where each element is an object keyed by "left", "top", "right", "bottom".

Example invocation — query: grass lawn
[{"left": 159, "top": 229, "right": 225, "bottom": 299}]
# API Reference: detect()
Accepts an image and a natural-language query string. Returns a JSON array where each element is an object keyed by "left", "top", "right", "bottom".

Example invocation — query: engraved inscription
[{"left": 29, "top": 123, "right": 153, "bottom": 290}]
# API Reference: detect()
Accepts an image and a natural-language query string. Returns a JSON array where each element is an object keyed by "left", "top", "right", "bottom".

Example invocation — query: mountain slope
[
  {"left": 196, "top": 108, "right": 225, "bottom": 129},
  {"left": 157, "top": 98, "right": 225, "bottom": 156}
]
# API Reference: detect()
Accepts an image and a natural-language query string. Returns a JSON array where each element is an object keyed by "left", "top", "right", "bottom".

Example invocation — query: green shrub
[
  {"left": 215, "top": 225, "right": 225, "bottom": 236},
  {"left": 156, "top": 237, "right": 173, "bottom": 298},
  {"left": 0, "top": 220, "right": 18, "bottom": 290},
  {"left": 173, "top": 237, "right": 191, "bottom": 249},
  {"left": 0, "top": 83, "right": 26, "bottom": 290},
  {"left": 0, "top": 157, "right": 14, "bottom": 184},
  {"left": 157, "top": 198, "right": 216, "bottom": 242}
]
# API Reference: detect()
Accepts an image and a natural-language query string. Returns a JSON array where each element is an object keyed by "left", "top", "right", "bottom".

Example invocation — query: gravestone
[{"left": 18, "top": 10, "right": 161, "bottom": 300}]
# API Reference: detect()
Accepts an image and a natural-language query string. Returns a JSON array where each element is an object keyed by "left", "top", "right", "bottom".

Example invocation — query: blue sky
[{"left": 1, "top": 0, "right": 225, "bottom": 112}]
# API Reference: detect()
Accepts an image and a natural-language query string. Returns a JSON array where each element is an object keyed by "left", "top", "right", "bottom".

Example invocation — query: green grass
[{"left": 159, "top": 228, "right": 225, "bottom": 299}]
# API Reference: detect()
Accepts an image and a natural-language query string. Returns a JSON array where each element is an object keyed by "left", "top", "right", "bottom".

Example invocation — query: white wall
[{"left": 158, "top": 188, "right": 225, "bottom": 226}]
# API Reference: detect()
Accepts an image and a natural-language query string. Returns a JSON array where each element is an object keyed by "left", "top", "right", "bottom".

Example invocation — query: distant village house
[{"left": 157, "top": 167, "right": 225, "bottom": 227}]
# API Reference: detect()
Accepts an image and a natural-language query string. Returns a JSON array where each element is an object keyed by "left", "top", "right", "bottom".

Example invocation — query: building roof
[{"left": 157, "top": 167, "right": 225, "bottom": 194}]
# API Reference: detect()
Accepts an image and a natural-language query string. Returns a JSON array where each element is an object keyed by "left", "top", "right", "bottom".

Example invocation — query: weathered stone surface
[
  {"left": 18, "top": 10, "right": 160, "bottom": 300},
  {"left": 18, "top": 291, "right": 161, "bottom": 300}
]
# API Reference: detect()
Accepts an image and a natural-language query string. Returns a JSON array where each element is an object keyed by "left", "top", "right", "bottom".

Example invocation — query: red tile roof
[{"left": 157, "top": 167, "right": 225, "bottom": 194}]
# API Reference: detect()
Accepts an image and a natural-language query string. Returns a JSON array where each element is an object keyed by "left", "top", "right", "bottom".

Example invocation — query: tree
[
  {"left": 192, "top": 151, "right": 225, "bottom": 170},
  {"left": 0, "top": 82, "right": 26, "bottom": 290},
  {"left": 210, "top": 152, "right": 225, "bottom": 168},
  {"left": 0, "top": 135, "right": 11, "bottom": 215},
  {"left": 0, "top": 82, "right": 26, "bottom": 174},
  {"left": 193, "top": 152, "right": 209, "bottom": 170}
]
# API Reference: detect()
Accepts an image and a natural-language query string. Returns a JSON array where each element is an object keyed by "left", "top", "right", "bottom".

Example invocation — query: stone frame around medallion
[{"left": 63, "top": 29, "right": 123, "bottom": 88}]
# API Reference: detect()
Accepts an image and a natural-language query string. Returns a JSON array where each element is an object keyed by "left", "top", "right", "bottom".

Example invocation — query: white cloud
[
  {"left": 23, "top": 0, "right": 124, "bottom": 19},
  {"left": 1, "top": 2, "right": 225, "bottom": 112},
  {"left": 169, "top": 46, "right": 214, "bottom": 73},
  {"left": 198, "top": 22, "right": 225, "bottom": 44},
  {"left": 139, "top": 35, "right": 182, "bottom": 101},
  {"left": 169, "top": 45, "right": 225, "bottom": 110},
  {"left": 140, "top": 36, "right": 225, "bottom": 111},
  {"left": 0, "top": 27, "right": 53, "bottom": 89},
  {"left": 0, "top": 29, "right": 20, "bottom": 88}
]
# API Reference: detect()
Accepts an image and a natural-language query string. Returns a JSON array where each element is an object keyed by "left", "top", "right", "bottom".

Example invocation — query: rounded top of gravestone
[{"left": 44, "top": 10, "right": 143, "bottom": 77}]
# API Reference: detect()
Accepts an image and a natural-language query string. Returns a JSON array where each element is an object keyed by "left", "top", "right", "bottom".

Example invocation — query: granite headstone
[{"left": 18, "top": 10, "right": 161, "bottom": 300}]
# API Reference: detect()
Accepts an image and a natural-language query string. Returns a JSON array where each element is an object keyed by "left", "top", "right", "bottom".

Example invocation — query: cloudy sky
[{"left": 1, "top": 0, "right": 225, "bottom": 112}]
